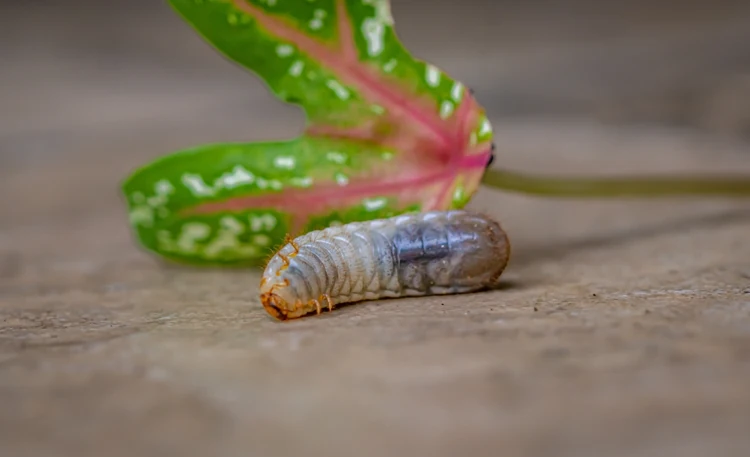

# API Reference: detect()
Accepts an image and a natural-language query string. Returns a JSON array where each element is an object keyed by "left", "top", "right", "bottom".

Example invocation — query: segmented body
[{"left": 259, "top": 210, "right": 511, "bottom": 320}]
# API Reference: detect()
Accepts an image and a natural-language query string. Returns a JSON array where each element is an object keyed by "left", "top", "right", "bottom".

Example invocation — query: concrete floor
[{"left": 1, "top": 1, "right": 750, "bottom": 456}]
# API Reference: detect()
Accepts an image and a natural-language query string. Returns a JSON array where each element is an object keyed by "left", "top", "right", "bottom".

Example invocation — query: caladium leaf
[{"left": 122, "top": 0, "right": 494, "bottom": 267}]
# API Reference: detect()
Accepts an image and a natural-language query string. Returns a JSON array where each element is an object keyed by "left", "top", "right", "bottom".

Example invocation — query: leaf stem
[{"left": 481, "top": 168, "right": 750, "bottom": 198}]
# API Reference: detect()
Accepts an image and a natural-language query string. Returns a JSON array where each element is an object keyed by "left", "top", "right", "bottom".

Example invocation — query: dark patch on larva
[
  {"left": 392, "top": 220, "right": 451, "bottom": 263},
  {"left": 369, "top": 228, "right": 397, "bottom": 292},
  {"left": 391, "top": 215, "right": 478, "bottom": 294},
  {"left": 391, "top": 220, "right": 448, "bottom": 293},
  {"left": 397, "top": 212, "right": 508, "bottom": 294}
]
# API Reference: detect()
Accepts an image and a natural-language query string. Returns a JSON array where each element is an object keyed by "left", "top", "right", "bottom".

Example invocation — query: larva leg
[
  {"left": 284, "top": 234, "right": 300, "bottom": 256},
  {"left": 272, "top": 236, "right": 298, "bottom": 273},
  {"left": 269, "top": 278, "right": 289, "bottom": 293},
  {"left": 321, "top": 294, "right": 334, "bottom": 312},
  {"left": 309, "top": 299, "right": 322, "bottom": 315}
]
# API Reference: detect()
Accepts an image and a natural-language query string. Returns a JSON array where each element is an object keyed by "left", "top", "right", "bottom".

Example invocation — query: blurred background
[
  {"left": 4, "top": 0, "right": 750, "bottom": 135},
  {"left": 4, "top": 0, "right": 750, "bottom": 132},
  {"left": 2, "top": 0, "right": 750, "bottom": 225},
  {"left": 2, "top": 2, "right": 750, "bottom": 456}
]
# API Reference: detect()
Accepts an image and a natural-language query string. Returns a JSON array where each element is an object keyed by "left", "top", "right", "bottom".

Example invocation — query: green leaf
[{"left": 121, "top": 0, "right": 494, "bottom": 267}]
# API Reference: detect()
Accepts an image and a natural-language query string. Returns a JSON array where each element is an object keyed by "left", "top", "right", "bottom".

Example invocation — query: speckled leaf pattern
[{"left": 121, "top": 0, "right": 494, "bottom": 267}]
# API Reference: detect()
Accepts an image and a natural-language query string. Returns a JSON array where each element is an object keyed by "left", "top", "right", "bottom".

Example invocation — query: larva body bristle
[{"left": 259, "top": 210, "right": 511, "bottom": 320}]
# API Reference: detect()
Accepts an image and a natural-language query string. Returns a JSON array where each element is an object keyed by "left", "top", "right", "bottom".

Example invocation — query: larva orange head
[
  {"left": 259, "top": 241, "right": 297, "bottom": 320},
  {"left": 260, "top": 237, "right": 321, "bottom": 320},
  {"left": 260, "top": 292, "right": 287, "bottom": 321},
  {"left": 259, "top": 275, "right": 293, "bottom": 321}
]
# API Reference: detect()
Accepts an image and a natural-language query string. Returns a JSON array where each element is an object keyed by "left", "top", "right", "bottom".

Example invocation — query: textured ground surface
[{"left": 2, "top": 1, "right": 750, "bottom": 456}]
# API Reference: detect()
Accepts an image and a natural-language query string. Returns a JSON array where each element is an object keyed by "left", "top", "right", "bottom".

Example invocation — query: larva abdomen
[{"left": 259, "top": 210, "right": 511, "bottom": 320}]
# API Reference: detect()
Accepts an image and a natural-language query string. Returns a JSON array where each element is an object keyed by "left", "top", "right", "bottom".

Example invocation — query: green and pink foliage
[{"left": 122, "top": 0, "right": 494, "bottom": 266}]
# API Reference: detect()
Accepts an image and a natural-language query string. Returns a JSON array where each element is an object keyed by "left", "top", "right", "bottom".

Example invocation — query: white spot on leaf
[
  {"left": 363, "top": 0, "right": 394, "bottom": 25},
  {"left": 479, "top": 117, "right": 492, "bottom": 136},
  {"left": 203, "top": 216, "right": 259, "bottom": 258},
  {"left": 129, "top": 206, "right": 153, "bottom": 227},
  {"left": 334, "top": 172, "right": 349, "bottom": 185},
  {"left": 182, "top": 174, "right": 215, "bottom": 197},
  {"left": 309, "top": 9, "right": 326, "bottom": 30},
  {"left": 276, "top": 44, "right": 293, "bottom": 57},
  {"left": 155, "top": 180, "right": 174, "bottom": 196},
  {"left": 147, "top": 194, "right": 167, "bottom": 207},
  {"left": 290, "top": 176, "right": 313, "bottom": 187},
  {"left": 439, "top": 100, "right": 454, "bottom": 119},
  {"left": 451, "top": 82, "right": 464, "bottom": 102},
  {"left": 220, "top": 216, "right": 244, "bottom": 232},
  {"left": 289, "top": 60, "right": 304, "bottom": 77},
  {"left": 326, "top": 151, "right": 347, "bottom": 164},
  {"left": 250, "top": 214, "right": 277, "bottom": 232},
  {"left": 269, "top": 179, "right": 284, "bottom": 190},
  {"left": 176, "top": 222, "right": 211, "bottom": 252},
  {"left": 425, "top": 65, "right": 440, "bottom": 87},
  {"left": 326, "top": 79, "right": 350, "bottom": 100},
  {"left": 362, "top": 197, "right": 387, "bottom": 211},
  {"left": 361, "top": 18, "right": 385, "bottom": 56},
  {"left": 452, "top": 185, "right": 466, "bottom": 203},
  {"left": 273, "top": 156, "right": 296, "bottom": 169},
  {"left": 216, "top": 165, "right": 255, "bottom": 189}
]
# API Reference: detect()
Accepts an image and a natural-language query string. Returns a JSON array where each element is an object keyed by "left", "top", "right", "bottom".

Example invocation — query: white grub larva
[{"left": 259, "top": 210, "right": 511, "bottom": 321}]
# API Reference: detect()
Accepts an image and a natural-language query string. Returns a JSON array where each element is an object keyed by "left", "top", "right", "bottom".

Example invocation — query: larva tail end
[
  {"left": 486, "top": 218, "right": 512, "bottom": 286},
  {"left": 461, "top": 209, "right": 512, "bottom": 286}
]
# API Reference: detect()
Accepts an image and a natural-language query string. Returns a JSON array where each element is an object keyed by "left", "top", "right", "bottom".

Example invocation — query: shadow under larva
[{"left": 259, "top": 210, "right": 511, "bottom": 321}]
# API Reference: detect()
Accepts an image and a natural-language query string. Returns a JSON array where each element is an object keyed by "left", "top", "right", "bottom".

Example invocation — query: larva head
[
  {"left": 259, "top": 276, "right": 319, "bottom": 321},
  {"left": 259, "top": 271, "right": 297, "bottom": 321},
  {"left": 259, "top": 243, "right": 316, "bottom": 321},
  {"left": 259, "top": 287, "right": 284, "bottom": 322}
]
